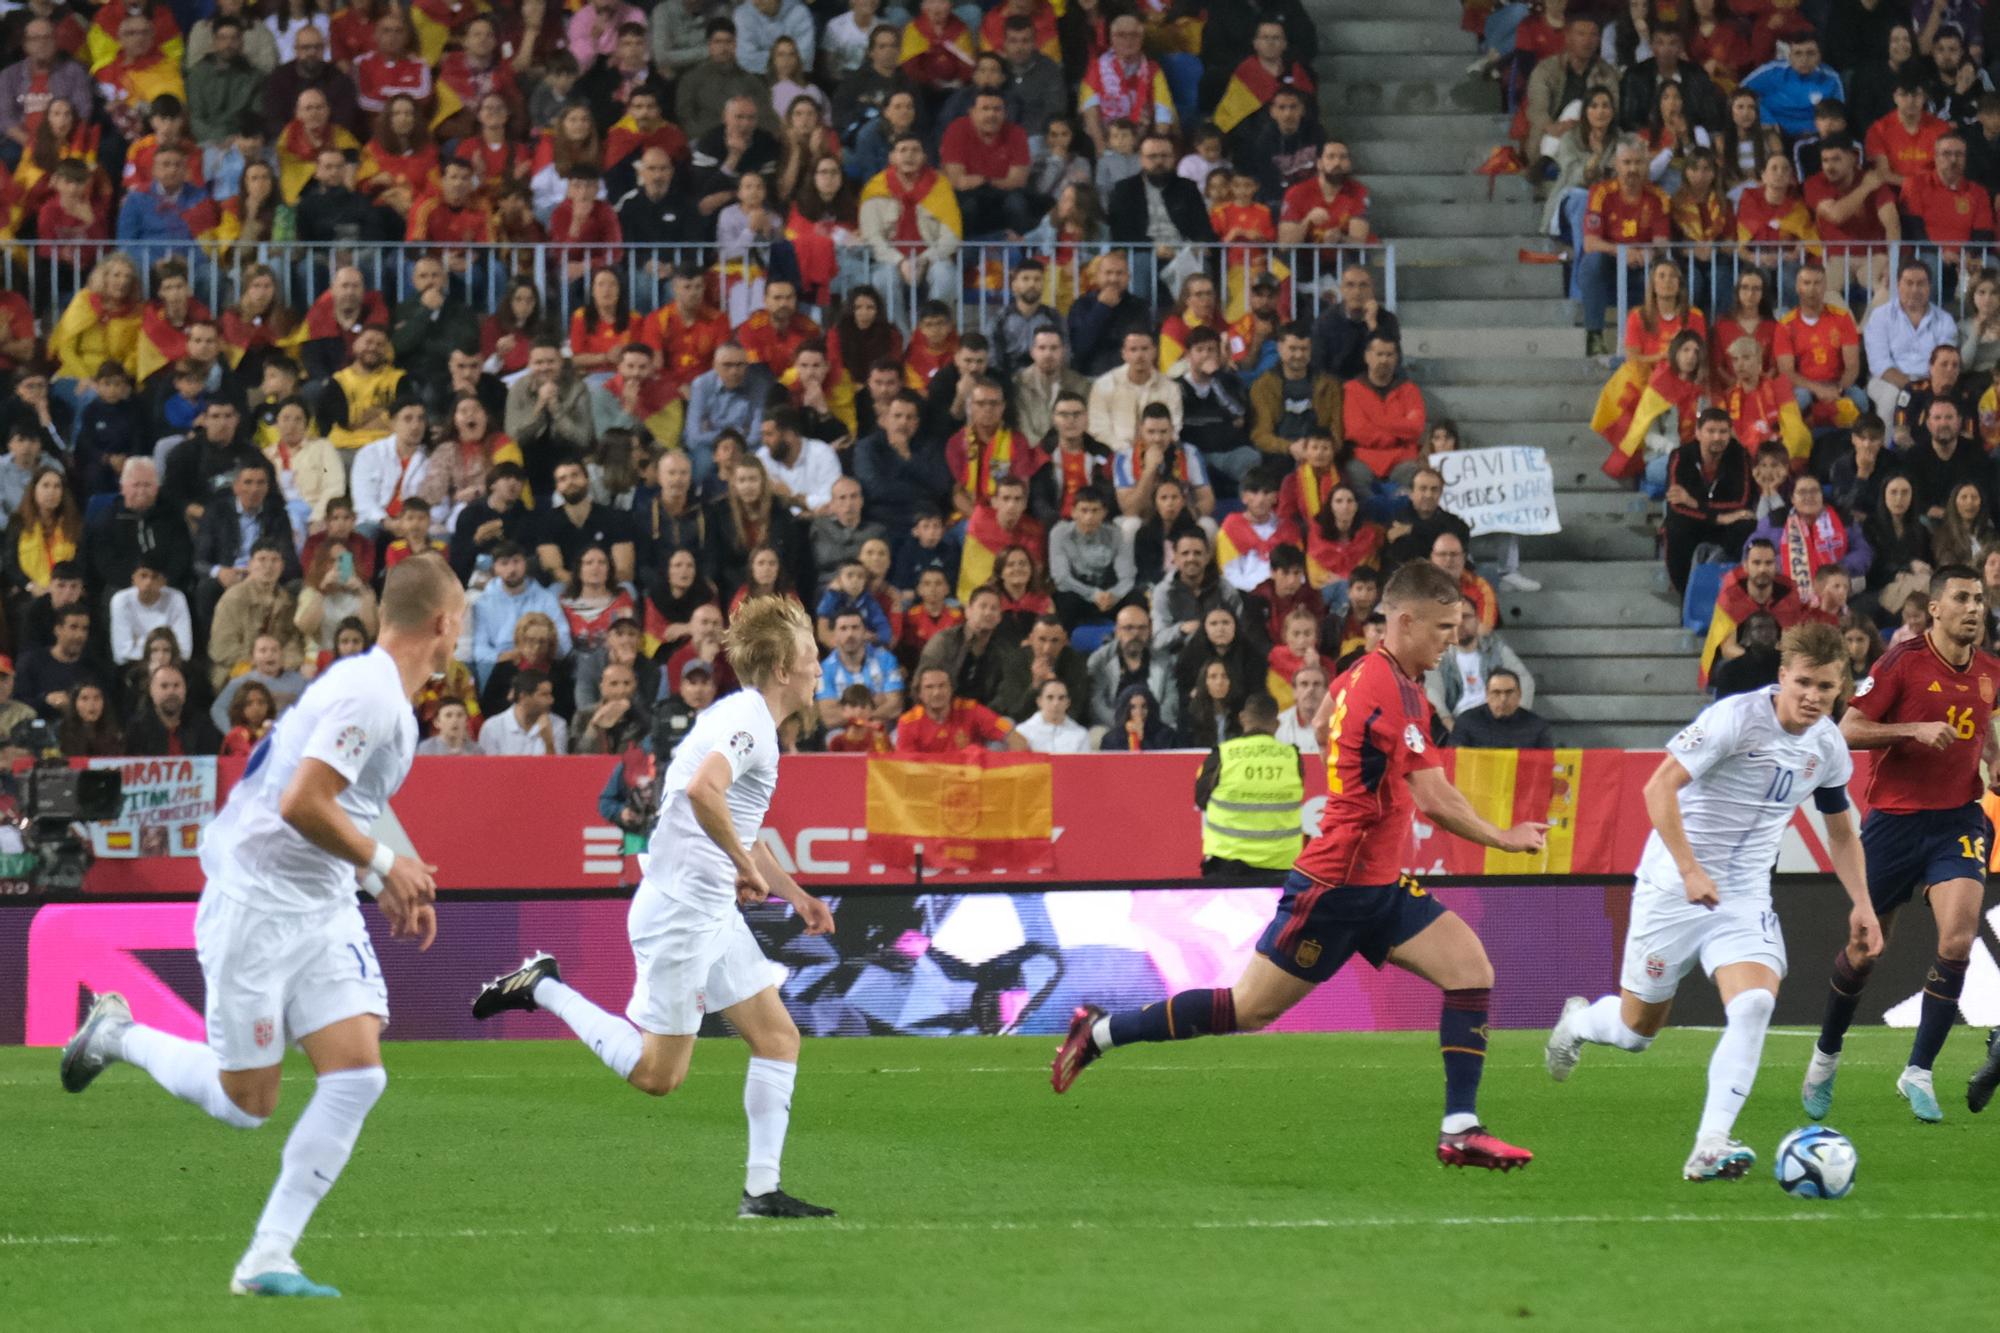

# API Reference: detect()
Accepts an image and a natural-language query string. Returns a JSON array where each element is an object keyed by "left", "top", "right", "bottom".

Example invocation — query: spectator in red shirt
[
  {"left": 736, "top": 278, "right": 820, "bottom": 377},
  {"left": 1775, "top": 259, "right": 1865, "bottom": 421},
  {"left": 1901, "top": 130, "right": 1994, "bottom": 291},
  {"left": 351, "top": 9, "right": 433, "bottom": 117},
  {"left": 894, "top": 664, "right": 1025, "bottom": 751},
  {"left": 940, "top": 89, "right": 1036, "bottom": 238},
  {"left": 1278, "top": 140, "right": 1371, "bottom": 245},
  {"left": 1341, "top": 334, "right": 1427, "bottom": 490},
  {"left": 1803, "top": 138, "right": 1899, "bottom": 299},
  {"left": 548, "top": 164, "right": 623, "bottom": 283},
  {"left": 1576, "top": 138, "right": 1670, "bottom": 353},
  {"left": 1865, "top": 74, "right": 1948, "bottom": 188}
]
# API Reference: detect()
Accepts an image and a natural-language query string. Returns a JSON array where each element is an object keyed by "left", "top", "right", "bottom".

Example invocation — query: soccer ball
[{"left": 1774, "top": 1126, "right": 1857, "bottom": 1199}]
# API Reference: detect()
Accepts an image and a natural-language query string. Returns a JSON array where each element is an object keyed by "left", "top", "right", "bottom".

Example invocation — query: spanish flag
[
  {"left": 1157, "top": 311, "right": 1215, "bottom": 373},
  {"left": 862, "top": 751, "right": 1055, "bottom": 875},
  {"left": 430, "top": 78, "right": 467, "bottom": 134},
  {"left": 858, "top": 165, "right": 962, "bottom": 246},
  {"left": 410, "top": 0, "right": 487, "bottom": 65},
  {"left": 1599, "top": 364, "right": 1702, "bottom": 481},
  {"left": 1450, "top": 747, "right": 1595, "bottom": 875},
  {"left": 87, "top": 4, "right": 182, "bottom": 73},
  {"left": 278, "top": 121, "right": 361, "bottom": 204},
  {"left": 49, "top": 290, "right": 142, "bottom": 380},
  {"left": 1213, "top": 57, "right": 1317, "bottom": 136},
  {"left": 136, "top": 297, "right": 216, "bottom": 384},
  {"left": 1698, "top": 566, "right": 1801, "bottom": 687},
  {"left": 978, "top": 1, "right": 1060, "bottom": 61},
  {"left": 957, "top": 494, "right": 1041, "bottom": 601}
]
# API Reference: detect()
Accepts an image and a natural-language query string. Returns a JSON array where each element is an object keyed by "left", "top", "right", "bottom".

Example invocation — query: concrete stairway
[{"left": 1308, "top": 0, "right": 1699, "bottom": 747}]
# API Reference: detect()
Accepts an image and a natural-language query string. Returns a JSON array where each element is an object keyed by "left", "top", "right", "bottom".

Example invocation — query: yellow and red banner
[{"left": 863, "top": 751, "right": 1055, "bottom": 876}]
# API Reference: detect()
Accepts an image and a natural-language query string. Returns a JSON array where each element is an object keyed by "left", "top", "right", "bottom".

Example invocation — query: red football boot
[
  {"left": 1050, "top": 1004, "right": 1104, "bottom": 1094},
  {"left": 1437, "top": 1126, "right": 1534, "bottom": 1171}
]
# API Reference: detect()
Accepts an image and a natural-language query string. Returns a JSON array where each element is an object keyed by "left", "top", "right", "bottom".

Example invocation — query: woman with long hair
[
  {"left": 4, "top": 466, "right": 80, "bottom": 597},
  {"left": 328, "top": 0, "right": 385, "bottom": 64},
  {"left": 50, "top": 250, "right": 142, "bottom": 385},
  {"left": 1157, "top": 273, "right": 1221, "bottom": 374},
  {"left": 568, "top": 266, "right": 644, "bottom": 376},
  {"left": 1734, "top": 148, "right": 1816, "bottom": 268},
  {"left": 358, "top": 95, "right": 438, "bottom": 217},
  {"left": 481, "top": 277, "right": 553, "bottom": 376},
  {"left": 1306, "top": 482, "right": 1385, "bottom": 601},
  {"left": 1603, "top": 328, "right": 1711, "bottom": 485},
  {"left": 1173, "top": 605, "right": 1259, "bottom": 714},
  {"left": 220, "top": 681, "right": 277, "bottom": 757},
  {"left": 1645, "top": 82, "right": 1711, "bottom": 190},
  {"left": 653, "top": 545, "right": 721, "bottom": 644},
  {"left": 261, "top": 395, "right": 344, "bottom": 532},
  {"left": 787, "top": 155, "right": 859, "bottom": 307},
  {"left": 1933, "top": 481, "right": 1998, "bottom": 569},
  {"left": 128, "top": 627, "right": 210, "bottom": 720},
  {"left": 723, "top": 544, "right": 805, "bottom": 622},
  {"left": 774, "top": 94, "right": 841, "bottom": 203},
  {"left": 221, "top": 260, "right": 301, "bottom": 379},
  {"left": 992, "top": 548, "right": 1054, "bottom": 642},
  {"left": 420, "top": 392, "right": 524, "bottom": 525},
  {"left": 1845, "top": 23, "right": 1929, "bottom": 134},
  {"left": 455, "top": 91, "right": 534, "bottom": 202},
  {"left": 1841, "top": 608, "right": 1884, "bottom": 679},
  {"left": 1709, "top": 268, "right": 1776, "bottom": 381},
  {"left": 1024, "top": 180, "right": 1107, "bottom": 312},
  {"left": 1543, "top": 86, "right": 1618, "bottom": 237},
  {"left": 266, "top": 0, "right": 331, "bottom": 62},
  {"left": 768, "top": 35, "right": 830, "bottom": 124},
  {"left": 1028, "top": 114, "right": 1093, "bottom": 202},
  {"left": 1099, "top": 682, "right": 1177, "bottom": 751},
  {"left": 479, "top": 610, "right": 569, "bottom": 718},
  {"left": 295, "top": 537, "right": 380, "bottom": 659},
  {"left": 216, "top": 160, "right": 292, "bottom": 256},
  {"left": 1717, "top": 88, "right": 1783, "bottom": 192},
  {"left": 1862, "top": 473, "right": 1933, "bottom": 594},
  {"left": 16, "top": 96, "right": 107, "bottom": 218},
  {"left": 826, "top": 284, "right": 901, "bottom": 387},
  {"left": 1688, "top": 0, "right": 1754, "bottom": 86},
  {"left": 589, "top": 428, "right": 652, "bottom": 509},
  {"left": 1184, "top": 658, "right": 1243, "bottom": 748},
  {"left": 1960, "top": 269, "right": 2000, "bottom": 392},
  {"left": 57, "top": 681, "right": 124, "bottom": 758},
  {"left": 530, "top": 101, "right": 602, "bottom": 221},
  {"left": 1669, "top": 147, "right": 1734, "bottom": 315},
  {"left": 709, "top": 457, "right": 803, "bottom": 597},
  {"left": 1593, "top": 259, "right": 1709, "bottom": 454},
  {"left": 562, "top": 545, "right": 639, "bottom": 652}
]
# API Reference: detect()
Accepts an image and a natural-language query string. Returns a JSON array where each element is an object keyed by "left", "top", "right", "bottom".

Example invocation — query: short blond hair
[
  {"left": 1779, "top": 620, "right": 1847, "bottom": 672},
  {"left": 726, "top": 595, "right": 812, "bottom": 688},
  {"left": 379, "top": 552, "right": 461, "bottom": 630}
]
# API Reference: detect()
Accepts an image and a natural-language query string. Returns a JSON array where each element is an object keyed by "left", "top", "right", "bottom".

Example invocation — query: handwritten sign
[
  {"left": 1435, "top": 447, "right": 1561, "bottom": 537},
  {"left": 85, "top": 757, "right": 217, "bottom": 859}
]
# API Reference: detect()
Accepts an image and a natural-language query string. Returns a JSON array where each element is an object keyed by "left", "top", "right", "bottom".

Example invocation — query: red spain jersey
[
  {"left": 1585, "top": 180, "right": 1670, "bottom": 244},
  {"left": 1280, "top": 177, "right": 1370, "bottom": 242},
  {"left": 1864, "top": 112, "right": 1948, "bottom": 182},
  {"left": 1803, "top": 172, "right": 1895, "bottom": 245},
  {"left": 649, "top": 302, "right": 729, "bottom": 394},
  {"left": 737, "top": 310, "right": 821, "bottom": 377},
  {"left": 894, "top": 698, "right": 1013, "bottom": 753},
  {"left": 1850, "top": 634, "right": 2000, "bottom": 813},
  {"left": 1774, "top": 306, "right": 1857, "bottom": 383},
  {"left": 1293, "top": 648, "right": 1443, "bottom": 887},
  {"left": 1900, "top": 171, "right": 1994, "bottom": 244}
]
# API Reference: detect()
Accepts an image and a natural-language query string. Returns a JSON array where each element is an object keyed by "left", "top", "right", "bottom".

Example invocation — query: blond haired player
[
  {"left": 59, "top": 555, "right": 466, "bottom": 1298},
  {"left": 1545, "top": 622, "right": 1883, "bottom": 1180},
  {"left": 474, "top": 595, "right": 839, "bottom": 1218}
]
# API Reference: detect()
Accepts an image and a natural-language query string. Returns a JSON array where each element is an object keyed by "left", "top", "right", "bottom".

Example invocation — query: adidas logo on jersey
[{"left": 1929, "top": 682, "right": 1943, "bottom": 692}]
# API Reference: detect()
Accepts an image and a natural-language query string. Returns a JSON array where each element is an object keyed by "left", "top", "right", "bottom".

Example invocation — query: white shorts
[
  {"left": 1618, "top": 879, "right": 1787, "bottom": 1004},
  {"left": 194, "top": 888, "right": 389, "bottom": 1072},
  {"left": 625, "top": 887, "right": 779, "bottom": 1036}
]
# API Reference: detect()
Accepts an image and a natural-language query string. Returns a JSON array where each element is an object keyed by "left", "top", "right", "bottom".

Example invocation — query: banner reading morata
[{"left": 75, "top": 751, "right": 1901, "bottom": 895}]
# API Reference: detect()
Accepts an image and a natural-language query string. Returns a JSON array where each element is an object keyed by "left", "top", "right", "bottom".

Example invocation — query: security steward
[{"left": 1195, "top": 692, "right": 1306, "bottom": 876}]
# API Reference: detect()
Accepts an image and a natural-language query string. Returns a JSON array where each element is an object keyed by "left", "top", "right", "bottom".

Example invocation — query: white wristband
[
  {"left": 359, "top": 872, "right": 386, "bottom": 899},
  {"left": 369, "top": 842, "right": 397, "bottom": 878}
]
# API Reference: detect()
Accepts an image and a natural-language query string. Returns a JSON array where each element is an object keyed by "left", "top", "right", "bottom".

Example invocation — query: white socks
[
  {"left": 238, "top": 1066, "right": 387, "bottom": 1277},
  {"left": 1698, "top": 989, "right": 1775, "bottom": 1142},
  {"left": 1572, "top": 996, "right": 1654, "bottom": 1052},
  {"left": 535, "top": 977, "right": 642, "bottom": 1081},
  {"left": 121, "top": 1025, "right": 267, "bottom": 1130},
  {"left": 743, "top": 1057, "right": 796, "bottom": 1197},
  {"left": 1091, "top": 1016, "right": 1114, "bottom": 1051}
]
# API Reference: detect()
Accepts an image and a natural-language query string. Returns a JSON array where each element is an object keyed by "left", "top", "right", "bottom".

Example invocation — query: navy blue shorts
[
  {"left": 1859, "top": 803, "right": 1992, "bottom": 914},
  {"left": 1254, "top": 870, "right": 1448, "bottom": 982}
]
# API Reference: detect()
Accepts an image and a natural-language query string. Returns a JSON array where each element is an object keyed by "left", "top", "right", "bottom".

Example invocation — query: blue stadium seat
[
  {"left": 1682, "top": 562, "right": 1724, "bottom": 635},
  {"left": 84, "top": 493, "right": 117, "bottom": 525},
  {"left": 1070, "top": 622, "right": 1114, "bottom": 655}
]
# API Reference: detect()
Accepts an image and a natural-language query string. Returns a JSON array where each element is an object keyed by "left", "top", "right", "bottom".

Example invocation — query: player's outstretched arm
[
  {"left": 1821, "top": 804, "right": 1884, "bottom": 960},
  {"left": 687, "top": 750, "right": 770, "bottom": 902},
  {"left": 281, "top": 757, "right": 439, "bottom": 921},
  {"left": 1839, "top": 708, "right": 1952, "bottom": 751},
  {"left": 1641, "top": 755, "right": 1721, "bottom": 908},
  {"left": 753, "top": 842, "right": 835, "bottom": 935},
  {"left": 1407, "top": 767, "right": 1548, "bottom": 854}
]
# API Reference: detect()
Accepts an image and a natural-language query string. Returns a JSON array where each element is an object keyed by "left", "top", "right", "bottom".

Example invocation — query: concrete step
[
  {"left": 1324, "top": 53, "right": 1475, "bottom": 84},
  {"left": 1497, "top": 588, "right": 1677, "bottom": 628},
  {"left": 1319, "top": 75, "right": 1497, "bottom": 118},
  {"left": 1403, "top": 326, "right": 1586, "bottom": 358},
  {"left": 1319, "top": 18, "right": 1476, "bottom": 54},
  {"left": 1350, "top": 141, "right": 1491, "bottom": 175},
  {"left": 1426, "top": 381, "right": 1597, "bottom": 420},
  {"left": 1558, "top": 721, "right": 1685, "bottom": 748},
  {"left": 1308, "top": 0, "right": 1462, "bottom": 21},
  {"left": 1405, "top": 356, "right": 1607, "bottom": 387},
  {"left": 1508, "top": 627, "right": 1694, "bottom": 656},
  {"left": 1450, "top": 421, "right": 1607, "bottom": 454},
  {"left": 1380, "top": 239, "right": 1546, "bottom": 266},
  {"left": 1512, "top": 559, "right": 1667, "bottom": 592},
  {"left": 1399, "top": 300, "right": 1577, "bottom": 334},
  {"left": 1369, "top": 204, "right": 1542, "bottom": 238},
  {"left": 1396, "top": 263, "right": 1561, "bottom": 299},
  {"left": 1333, "top": 113, "right": 1512, "bottom": 143},
  {"left": 1538, "top": 692, "right": 1708, "bottom": 723},
  {"left": 1521, "top": 655, "right": 1702, "bottom": 695},
  {"left": 1366, "top": 172, "right": 1531, "bottom": 209},
  {"left": 1519, "top": 525, "right": 1658, "bottom": 561}
]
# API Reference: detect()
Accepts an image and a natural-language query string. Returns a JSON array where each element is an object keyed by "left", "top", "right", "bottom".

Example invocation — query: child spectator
[
  {"left": 815, "top": 558, "right": 895, "bottom": 647},
  {"left": 1265, "top": 605, "right": 1334, "bottom": 711},
  {"left": 897, "top": 564, "right": 963, "bottom": 667},
  {"left": 73, "top": 362, "right": 145, "bottom": 498},
  {"left": 824, "top": 681, "right": 893, "bottom": 752},
  {"left": 890, "top": 508, "right": 962, "bottom": 592},
  {"left": 1324, "top": 566, "right": 1382, "bottom": 658},
  {"left": 1094, "top": 118, "right": 1140, "bottom": 197},
  {"left": 903, "top": 302, "right": 961, "bottom": 390},
  {"left": 415, "top": 699, "right": 483, "bottom": 755},
  {"left": 382, "top": 497, "right": 443, "bottom": 571},
  {"left": 219, "top": 679, "right": 275, "bottom": 756},
  {"left": 1214, "top": 467, "right": 1300, "bottom": 592},
  {"left": 1246, "top": 543, "right": 1324, "bottom": 647},
  {"left": 1178, "top": 122, "right": 1228, "bottom": 193}
]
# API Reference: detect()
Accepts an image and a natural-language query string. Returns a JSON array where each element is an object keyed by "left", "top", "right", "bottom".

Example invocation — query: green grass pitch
[{"left": 2, "top": 1028, "right": 1993, "bottom": 1332}]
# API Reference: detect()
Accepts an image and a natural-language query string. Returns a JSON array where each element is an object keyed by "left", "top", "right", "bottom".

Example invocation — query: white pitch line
[{"left": 5, "top": 1211, "right": 1993, "bottom": 1249}]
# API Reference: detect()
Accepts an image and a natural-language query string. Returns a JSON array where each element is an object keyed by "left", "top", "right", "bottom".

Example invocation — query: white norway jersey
[
  {"left": 202, "top": 648, "right": 417, "bottom": 913},
  {"left": 1636, "top": 688, "right": 1852, "bottom": 898},
  {"left": 643, "top": 688, "right": 780, "bottom": 916}
]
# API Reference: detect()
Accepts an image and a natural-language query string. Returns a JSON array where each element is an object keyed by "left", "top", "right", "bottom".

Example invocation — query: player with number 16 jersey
[{"left": 1804, "top": 565, "right": 2000, "bottom": 1124}]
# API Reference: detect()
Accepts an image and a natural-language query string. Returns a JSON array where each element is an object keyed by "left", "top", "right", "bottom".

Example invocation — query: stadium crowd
[
  {"left": 0, "top": 0, "right": 1557, "bottom": 780},
  {"left": 1483, "top": 2, "right": 2000, "bottom": 696}
]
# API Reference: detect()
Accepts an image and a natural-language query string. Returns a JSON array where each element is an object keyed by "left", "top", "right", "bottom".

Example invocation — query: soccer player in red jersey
[
  {"left": 1804, "top": 564, "right": 2000, "bottom": 1123},
  {"left": 1051, "top": 562, "right": 1549, "bottom": 1169}
]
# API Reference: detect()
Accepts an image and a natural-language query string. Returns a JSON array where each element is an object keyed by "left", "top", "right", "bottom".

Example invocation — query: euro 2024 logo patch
[
  {"left": 332, "top": 724, "right": 369, "bottom": 764},
  {"left": 1672, "top": 722, "right": 1706, "bottom": 750},
  {"left": 1403, "top": 723, "right": 1426, "bottom": 754},
  {"left": 727, "top": 731, "right": 756, "bottom": 759},
  {"left": 1854, "top": 675, "right": 1875, "bottom": 698}
]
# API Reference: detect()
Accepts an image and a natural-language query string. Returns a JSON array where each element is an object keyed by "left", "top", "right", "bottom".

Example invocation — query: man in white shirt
[
  {"left": 1087, "top": 329, "right": 1183, "bottom": 454},
  {"left": 1273, "top": 662, "right": 1326, "bottom": 754},
  {"left": 348, "top": 398, "right": 433, "bottom": 535},
  {"left": 109, "top": 555, "right": 194, "bottom": 664},
  {"left": 1862, "top": 259, "right": 1959, "bottom": 426},
  {"left": 478, "top": 668, "right": 570, "bottom": 755},
  {"left": 1017, "top": 677, "right": 1092, "bottom": 752},
  {"left": 756, "top": 405, "right": 842, "bottom": 514},
  {"left": 59, "top": 555, "right": 463, "bottom": 1299}
]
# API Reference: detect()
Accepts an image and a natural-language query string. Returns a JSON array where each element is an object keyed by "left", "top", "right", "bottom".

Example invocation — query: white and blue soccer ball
[{"left": 1774, "top": 1126, "right": 1857, "bottom": 1199}]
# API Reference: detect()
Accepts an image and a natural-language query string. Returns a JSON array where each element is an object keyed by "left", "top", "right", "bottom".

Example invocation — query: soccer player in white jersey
[
  {"left": 472, "top": 595, "right": 839, "bottom": 1218},
  {"left": 57, "top": 555, "right": 465, "bottom": 1298},
  {"left": 1543, "top": 623, "right": 1883, "bottom": 1180}
]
